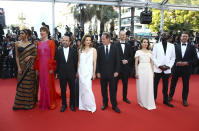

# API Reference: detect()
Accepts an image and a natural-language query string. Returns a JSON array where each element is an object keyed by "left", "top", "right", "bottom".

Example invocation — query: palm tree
[
  {"left": 96, "top": 5, "right": 118, "bottom": 35},
  {"left": 73, "top": 5, "right": 118, "bottom": 36},
  {"left": 73, "top": 5, "right": 96, "bottom": 29}
]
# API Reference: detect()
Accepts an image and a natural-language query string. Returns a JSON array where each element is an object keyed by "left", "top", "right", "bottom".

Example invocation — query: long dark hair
[
  {"left": 20, "top": 29, "right": 29, "bottom": 40},
  {"left": 140, "top": 38, "right": 150, "bottom": 50},
  {"left": 80, "top": 34, "right": 92, "bottom": 51}
]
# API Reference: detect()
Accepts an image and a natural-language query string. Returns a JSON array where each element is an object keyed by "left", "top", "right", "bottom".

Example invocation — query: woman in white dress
[
  {"left": 135, "top": 38, "right": 156, "bottom": 110},
  {"left": 77, "top": 35, "right": 97, "bottom": 113}
]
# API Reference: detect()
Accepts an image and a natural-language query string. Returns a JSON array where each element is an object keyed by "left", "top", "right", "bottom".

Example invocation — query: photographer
[
  {"left": 64, "top": 25, "right": 73, "bottom": 38},
  {"left": 54, "top": 28, "right": 61, "bottom": 42},
  {"left": 76, "top": 25, "right": 84, "bottom": 41}
]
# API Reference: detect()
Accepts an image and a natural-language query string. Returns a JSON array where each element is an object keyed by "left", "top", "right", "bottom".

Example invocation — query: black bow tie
[
  {"left": 121, "top": 43, "right": 125, "bottom": 44},
  {"left": 182, "top": 44, "right": 186, "bottom": 46}
]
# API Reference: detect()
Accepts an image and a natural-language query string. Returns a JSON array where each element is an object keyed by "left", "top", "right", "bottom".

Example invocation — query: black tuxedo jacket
[
  {"left": 173, "top": 42, "right": 197, "bottom": 75},
  {"left": 115, "top": 42, "right": 133, "bottom": 75},
  {"left": 56, "top": 47, "right": 78, "bottom": 79},
  {"left": 96, "top": 44, "right": 120, "bottom": 79}
]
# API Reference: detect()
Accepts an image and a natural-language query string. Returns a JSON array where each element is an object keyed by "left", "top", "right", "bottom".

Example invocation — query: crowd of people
[{"left": 0, "top": 23, "right": 199, "bottom": 113}]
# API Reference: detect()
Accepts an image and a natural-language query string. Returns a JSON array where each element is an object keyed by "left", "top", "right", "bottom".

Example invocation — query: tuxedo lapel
[
  {"left": 183, "top": 44, "right": 190, "bottom": 59},
  {"left": 102, "top": 46, "right": 106, "bottom": 57},
  {"left": 118, "top": 43, "right": 124, "bottom": 56},
  {"left": 165, "top": 43, "right": 171, "bottom": 56},
  {"left": 159, "top": 43, "right": 165, "bottom": 56},
  {"left": 177, "top": 44, "right": 183, "bottom": 59},
  {"left": 109, "top": 44, "right": 113, "bottom": 57},
  {"left": 67, "top": 48, "right": 72, "bottom": 63},
  {"left": 60, "top": 48, "right": 65, "bottom": 62}
]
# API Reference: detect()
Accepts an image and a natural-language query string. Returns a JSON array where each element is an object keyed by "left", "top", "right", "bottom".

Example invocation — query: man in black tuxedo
[
  {"left": 56, "top": 36, "right": 78, "bottom": 112},
  {"left": 96, "top": 32, "right": 121, "bottom": 113},
  {"left": 168, "top": 32, "right": 198, "bottom": 106},
  {"left": 115, "top": 30, "right": 132, "bottom": 104}
]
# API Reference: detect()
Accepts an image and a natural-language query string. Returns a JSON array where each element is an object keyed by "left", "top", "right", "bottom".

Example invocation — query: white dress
[
  {"left": 78, "top": 48, "right": 96, "bottom": 113},
  {"left": 135, "top": 50, "right": 156, "bottom": 110}
]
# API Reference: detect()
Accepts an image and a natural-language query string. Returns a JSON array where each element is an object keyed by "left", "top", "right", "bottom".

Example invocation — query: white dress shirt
[
  {"left": 104, "top": 44, "right": 111, "bottom": 54},
  {"left": 196, "top": 48, "right": 199, "bottom": 59},
  {"left": 120, "top": 40, "right": 125, "bottom": 54},
  {"left": 63, "top": 47, "right": 69, "bottom": 62},
  {"left": 181, "top": 42, "right": 188, "bottom": 58}
]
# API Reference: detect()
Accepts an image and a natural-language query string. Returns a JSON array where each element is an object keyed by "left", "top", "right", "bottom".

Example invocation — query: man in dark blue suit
[
  {"left": 96, "top": 32, "right": 120, "bottom": 113},
  {"left": 169, "top": 32, "right": 198, "bottom": 106}
]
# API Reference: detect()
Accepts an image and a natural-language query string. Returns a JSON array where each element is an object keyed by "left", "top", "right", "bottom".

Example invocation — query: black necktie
[
  {"left": 182, "top": 43, "right": 186, "bottom": 46},
  {"left": 106, "top": 45, "right": 108, "bottom": 58}
]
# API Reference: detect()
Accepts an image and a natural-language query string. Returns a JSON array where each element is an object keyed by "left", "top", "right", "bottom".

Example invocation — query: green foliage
[
  {"left": 73, "top": 5, "right": 118, "bottom": 33},
  {"left": 96, "top": 5, "right": 118, "bottom": 24},
  {"left": 148, "top": 9, "right": 199, "bottom": 32},
  {"left": 95, "top": 5, "right": 118, "bottom": 34},
  {"left": 73, "top": 5, "right": 96, "bottom": 26}
]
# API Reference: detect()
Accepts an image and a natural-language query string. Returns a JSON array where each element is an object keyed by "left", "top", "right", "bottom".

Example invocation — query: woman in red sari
[{"left": 34, "top": 27, "right": 57, "bottom": 110}]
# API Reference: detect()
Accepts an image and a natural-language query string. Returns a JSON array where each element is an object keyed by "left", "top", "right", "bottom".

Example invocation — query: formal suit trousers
[
  {"left": 115, "top": 73, "right": 129, "bottom": 100},
  {"left": 59, "top": 77, "right": 75, "bottom": 106},
  {"left": 100, "top": 77, "right": 117, "bottom": 107},
  {"left": 154, "top": 72, "right": 170, "bottom": 102},
  {"left": 169, "top": 72, "right": 190, "bottom": 101}
]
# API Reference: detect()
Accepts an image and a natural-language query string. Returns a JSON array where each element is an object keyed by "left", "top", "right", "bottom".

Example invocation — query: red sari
[{"left": 34, "top": 40, "right": 57, "bottom": 110}]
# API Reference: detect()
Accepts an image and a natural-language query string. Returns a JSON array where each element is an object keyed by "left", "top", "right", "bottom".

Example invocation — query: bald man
[{"left": 115, "top": 30, "right": 133, "bottom": 104}]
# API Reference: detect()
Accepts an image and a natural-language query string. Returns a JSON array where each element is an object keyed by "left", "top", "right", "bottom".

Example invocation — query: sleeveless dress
[
  {"left": 78, "top": 48, "right": 96, "bottom": 113},
  {"left": 135, "top": 50, "right": 156, "bottom": 110},
  {"left": 38, "top": 41, "right": 51, "bottom": 110}
]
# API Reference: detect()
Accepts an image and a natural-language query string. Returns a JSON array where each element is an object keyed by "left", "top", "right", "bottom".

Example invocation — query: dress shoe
[
  {"left": 163, "top": 101, "right": 174, "bottom": 107},
  {"left": 123, "top": 99, "right": 131, "bottom": 104},
  {"left": 183, "top": 100, "right": 188, "bottom": 107},
  {"left": 60, "top": 105, "right": 67, "bottom": 112},
  {"left": 70, "top": 106, "right": 76, "bottom": 111},
  {"left": 101, "top": 105, "right": 108, "bottom": 110},
  {"left": 168, "top": 96, "right": 173, "bottom": 102},
  {"left": 112, "top": 106, "right": 120, "bottom": 113}
]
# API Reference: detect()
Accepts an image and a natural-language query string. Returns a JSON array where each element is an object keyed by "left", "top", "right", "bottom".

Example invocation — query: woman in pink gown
[{"left": 34, "top": 27, "right": 57, "bottom": 110}]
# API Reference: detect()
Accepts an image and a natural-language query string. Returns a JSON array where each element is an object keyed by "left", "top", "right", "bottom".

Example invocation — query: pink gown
[{"left": 38, "top": 41, "right": 51, "bottom": 110}]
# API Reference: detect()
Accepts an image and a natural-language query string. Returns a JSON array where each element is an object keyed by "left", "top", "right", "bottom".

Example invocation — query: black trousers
[
  {"left": 59, "top": 77, "right": 75, "bottom": 106},
  {"left": 100, "top": 77, "right": 117, "bottom": 107},
  {"left": 169, "top": 72, "right": 190, "bottom": 101},
  {"left": 115, "top": 73, "right": 129, "bottom": 100},
  {"left": 154, "top": 72, "right": 170, "bottom": 102}
]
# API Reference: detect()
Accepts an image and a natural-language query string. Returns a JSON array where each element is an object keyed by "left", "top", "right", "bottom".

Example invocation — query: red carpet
[{"left": 0, "top": 75, "right": 199, "bottom": 131}]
